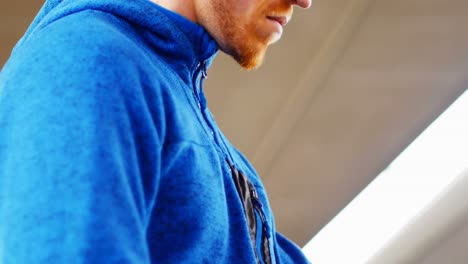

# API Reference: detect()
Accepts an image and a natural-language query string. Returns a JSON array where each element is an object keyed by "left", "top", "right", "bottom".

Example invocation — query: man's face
[{"left": 196, "top": 0, "right": 311, "bottom": 69}]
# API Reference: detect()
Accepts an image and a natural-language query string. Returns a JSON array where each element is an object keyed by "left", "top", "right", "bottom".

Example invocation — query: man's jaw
[{"left": 234, "top": 14, "right": 292, "bottom": 69}]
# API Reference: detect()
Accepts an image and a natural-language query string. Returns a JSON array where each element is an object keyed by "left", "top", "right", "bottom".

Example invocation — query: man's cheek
[{"left": 233, "top": 0, "right": 260, "bottom": 16}]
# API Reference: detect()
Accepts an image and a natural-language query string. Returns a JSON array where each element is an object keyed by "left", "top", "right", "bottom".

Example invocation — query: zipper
[
  {"left": 192, "top": 61, "right": 274, "bottom": 263},
  {"left": 192, "top": 61, "right": 207, "bottom": 110},
  {"left": 228, "top": 159, "right": 275, "bottom": 264},
  {"left": 249, "top": 181, "right": 274, "bottom": 264},
  {"left": 192, "top": 60, "right": 236, "bottom": 162},
  {"left": 191, "top": 60, "right": 215, "bottom": 140}
]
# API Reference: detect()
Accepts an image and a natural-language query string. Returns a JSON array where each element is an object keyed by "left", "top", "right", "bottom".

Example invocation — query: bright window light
[{"left": 303, "top": 89, "right": 468, "bottom": 264}]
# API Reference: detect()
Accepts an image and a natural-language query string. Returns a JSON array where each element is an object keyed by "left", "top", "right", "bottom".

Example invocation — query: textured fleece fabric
[{"left": 0, "top": 0, "right": 311, "bottom": 263}]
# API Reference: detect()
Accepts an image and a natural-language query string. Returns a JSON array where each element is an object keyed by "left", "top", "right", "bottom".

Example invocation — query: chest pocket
[{"left": 227, "top": 159, "right": 274, "bottom": 264}]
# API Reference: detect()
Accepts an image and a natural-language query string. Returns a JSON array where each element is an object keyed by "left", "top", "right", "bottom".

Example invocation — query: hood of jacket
[{"left": 13, "top": 0, "right": 219, "bottom": 79}]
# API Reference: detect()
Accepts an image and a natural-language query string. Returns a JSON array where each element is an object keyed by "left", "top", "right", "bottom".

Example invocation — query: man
[{"left": 0, "top": 0, "right": 311, "bottom": 263}]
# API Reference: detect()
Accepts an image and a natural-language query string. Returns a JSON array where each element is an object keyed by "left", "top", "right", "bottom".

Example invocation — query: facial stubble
[{"left": 198, "top": 0, "right": 269, "bottom": 70}]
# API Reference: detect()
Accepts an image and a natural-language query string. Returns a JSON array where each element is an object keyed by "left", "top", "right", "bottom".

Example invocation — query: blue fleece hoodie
[{"left": 0, "top": 0, "right": 311, "bottom": 263}]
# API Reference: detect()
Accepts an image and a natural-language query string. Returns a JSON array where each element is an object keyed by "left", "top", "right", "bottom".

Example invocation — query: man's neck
[{"left": 150, "top": 0, "right": 198, "bottom": 23}]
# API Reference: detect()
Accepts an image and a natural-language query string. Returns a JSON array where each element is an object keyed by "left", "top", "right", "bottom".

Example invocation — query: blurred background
[{"left": 2, "top": 0, "right": 468, "bottom": 263}]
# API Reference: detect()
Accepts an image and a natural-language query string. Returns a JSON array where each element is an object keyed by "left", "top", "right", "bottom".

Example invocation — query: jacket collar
[
  {"left": 22, "top": 0, "right": 219, "bottom": 83},
  {"left": 149, "top": 3, "right": 219, "bottom": 82}
]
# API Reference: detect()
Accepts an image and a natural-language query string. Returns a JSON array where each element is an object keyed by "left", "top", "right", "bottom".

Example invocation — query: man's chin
[
  {"left": 234, "top": 46, "right": 268, "bottom": 70},
  {"left": 217, "top": 34, "right": 270, "bottom": 70}
]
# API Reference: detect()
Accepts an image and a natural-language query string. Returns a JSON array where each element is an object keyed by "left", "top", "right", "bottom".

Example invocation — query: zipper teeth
[
  {"left": 195, "top": 60, "right": 236, "bottom": 162},
  {"left": 250, "top": 188, "right": 271, "bottom": 239},
  {"left": 196, "top": 62, "right": 272, "bottom": 263},
  {"left": 254, "top": 205, "right": 272, "bottom": 264},
  {"left": 250, "top": 181, "right": 273, "bottom": 264},
  {"left": 197, "top": 63, "right": 215, "bottom": 138},
  {"left": 191, "top": 61, "right": 212, "bottom": 139}
]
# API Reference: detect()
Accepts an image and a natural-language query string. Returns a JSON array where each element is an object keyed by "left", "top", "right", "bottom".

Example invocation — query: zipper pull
[
  {"left": 192, "top": 61, "right": 207, "bottom": 110},
  {"left": 198, "top": 60, "right": 208, "bottom": 110},
  {"left": 248, "top": 181, "right": 260, "bottom": 200},
  {"left": 201, "top": 60, "right": 208, "bottom": 79}
]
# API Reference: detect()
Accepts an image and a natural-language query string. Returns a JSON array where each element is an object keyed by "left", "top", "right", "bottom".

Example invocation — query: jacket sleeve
[
  {"left": 275, "top": 232, "right": 312, "bottom": 264},
  {"left": 0, "top": 17, "right": 162, "bottom": 263}
]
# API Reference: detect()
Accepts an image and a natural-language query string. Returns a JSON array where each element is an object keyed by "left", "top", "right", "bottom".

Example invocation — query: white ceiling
[
  {"left": 368, "top": 168, "right": 468, "bottom": 264},
  {"left": 2, "top": 0, "right": 468, "bottom": 261}
]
